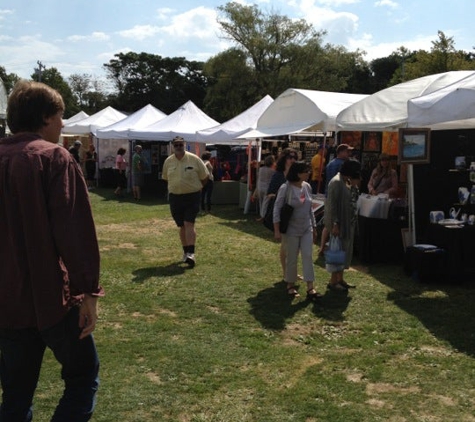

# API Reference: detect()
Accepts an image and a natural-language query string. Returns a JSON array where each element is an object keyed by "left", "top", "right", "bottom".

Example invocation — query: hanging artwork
[
  {"left": 398, "top": 128, "right": 431, "bottom": 164},
  {"left": 340, "top": 131, "right": 362, "bottom": 149},
  {"left": 363, "top": 131, "right": 382, "bottom": 152},
  {"left": 382, "top": 132, "right": 399, "bottom": 156}
]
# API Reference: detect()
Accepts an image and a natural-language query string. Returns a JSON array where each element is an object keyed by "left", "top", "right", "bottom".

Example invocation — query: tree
[
  {"left": 216, "top": 2, "right": 326, "bottom": 97},
  {"left": 69, "top": 73, "right": 92, "bottom": 107},
  {"left": 205, "top": 2, "right": 370, "bottom": 118},
  {"left": 69, "top": 74, "right": 108, "bottom": 114},
  {"left": 394, "top": 31, "right": 475, "bottom": 82},
  {"left": 104, "top": 52, "right": 208, "bottom": 114},
  {"left": 203, "top": 49, "right": 256, "bottom": 121},
  {"left": 369, "top": 54, "right": 401, "bottom": 92},
  {"left": 31, "top": 67, "right": 78, "bottom": 117},
  {"left": 0, "top": 66, "right": 20, "bottom": 93}
]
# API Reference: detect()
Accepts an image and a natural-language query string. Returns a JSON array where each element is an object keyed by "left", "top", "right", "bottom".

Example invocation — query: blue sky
[{"left": 0, "top": 0, "right": 473, "bottom": 85}]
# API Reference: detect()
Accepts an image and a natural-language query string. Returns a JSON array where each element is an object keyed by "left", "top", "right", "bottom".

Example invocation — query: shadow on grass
[
  {"left": 370, "top": 264, "right": 475, "bottom": 357},
  {"left": 131, "top": 262, "right": 191, "bottom": 283},
  {"left": 247, "top": 280, "right": 352, "bottom": 331},
  {"left": 217, "top": 218, "right": 275, "bottom": 242}
]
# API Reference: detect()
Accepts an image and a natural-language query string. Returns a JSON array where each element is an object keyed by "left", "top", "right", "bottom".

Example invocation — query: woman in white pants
[{"left": 273, "top": 161, "right": 321, "bottom": 301}]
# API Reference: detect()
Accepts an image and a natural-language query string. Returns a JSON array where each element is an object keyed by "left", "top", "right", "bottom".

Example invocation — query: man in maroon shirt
[{"left": 0, "top": 81, "right": 104, "bottom": 421}]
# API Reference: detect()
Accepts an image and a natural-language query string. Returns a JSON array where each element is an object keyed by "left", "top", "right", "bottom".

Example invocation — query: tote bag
[
  {"left": 263, "top": 196, "right": 275, "bottom": 231},
  {"left": 279, "top": 184, "right": 294, "bottom": 233}
]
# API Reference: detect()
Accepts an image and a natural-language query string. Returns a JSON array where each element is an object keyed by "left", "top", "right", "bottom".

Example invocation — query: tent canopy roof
[
  {"left": 196, "top": 95, "right": 273, "bottom": 144},
  {"left": 129, "top": 100, "right": 219, "bottom": 142},
  {"left": 62, "top": 111, "right": 89, "bottom": 126},
  {"left": 407, "top": 71, "right": 475, "bottom": 129},
  {"left": 336, "top": 70, "right": 475, "bottom": 131},
  {"left": 63, "top": 106, "right": 127, "bottom": 135},
  {"left": 96, "top": 104, "right": 167, "bottom": 139},
  {"left": 239, "top": 89, "right": 368, "bottom": 139}
]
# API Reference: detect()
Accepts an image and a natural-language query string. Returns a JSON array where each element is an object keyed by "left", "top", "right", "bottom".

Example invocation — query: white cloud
[
  {"left": 118, "top": 25, "right": 161, "bottom": 41},
  {"left": 374, "top": 0, "right": 398, "bottom": 8},
  {"left": 159, "top": 7, "right": 220, "bottom": 41},
  {"left": 306, "top": 0, "right": 359, "bottom": 7},
  {"left": 68, "top": 32, "right": 110, "bottom": 42},
  {"left": 294, "top": 1, "right": 359, "bottom": 46},
  {"left": 155, "top": 7, "right": 175, "bottom": 20},
  {"left": 0, "top": 9, "right": 14, "bottom": 20},
  {"left": 349, "top": 33, "right": 436, "bottom": 60}
]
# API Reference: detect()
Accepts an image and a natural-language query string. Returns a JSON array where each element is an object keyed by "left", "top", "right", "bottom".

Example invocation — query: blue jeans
[{"left": 0, "top": 307, "right": 100, "bottom": 422}]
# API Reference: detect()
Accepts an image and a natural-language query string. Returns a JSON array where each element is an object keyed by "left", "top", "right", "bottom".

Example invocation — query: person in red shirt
[{"left": 0, "top": 80, "right": 104, "bottom": 421}]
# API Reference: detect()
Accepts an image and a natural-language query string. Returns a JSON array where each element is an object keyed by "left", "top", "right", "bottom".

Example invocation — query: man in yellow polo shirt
[{"left": 162, "top": 136, "right": 209, "bottom": 267}]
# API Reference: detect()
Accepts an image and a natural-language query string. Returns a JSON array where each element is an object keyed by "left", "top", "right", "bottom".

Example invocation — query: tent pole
[
  {"left": 244, "top": 140, "right": 253, "bottom": 214},
  {"left": 408, "top": 163, "right": 416, "bottom": 245}
]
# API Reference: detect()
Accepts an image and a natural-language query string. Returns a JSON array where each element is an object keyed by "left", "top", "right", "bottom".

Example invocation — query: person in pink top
[{"left": 114, "top": 147, "right": 127, "bottom": 197}]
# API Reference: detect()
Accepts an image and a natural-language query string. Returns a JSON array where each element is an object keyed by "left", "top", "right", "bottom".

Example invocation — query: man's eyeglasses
[
  {"left": 174, "top": 144, "right": 184, "bottom": 147},
  {"left": 288, "top": 155, "right": 297, "bottom": 159}
]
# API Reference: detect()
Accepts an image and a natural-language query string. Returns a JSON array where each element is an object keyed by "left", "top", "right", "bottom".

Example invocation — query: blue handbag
[{"left": 324, "top": 235, "right": 346, "bottom": 265}]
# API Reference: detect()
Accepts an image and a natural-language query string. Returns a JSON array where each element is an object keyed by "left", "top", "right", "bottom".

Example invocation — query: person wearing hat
[
  {"left": 367, "top": 153, "right": 398, "bottom": 198},
  {"left": 324, "top": 143, "right": 354, "bottom": 194},
  {"left": 132, "top": 144, "right": 146, "bottom": 200},
  {"left": 161, "top": 136, "right": 210, "bottom": 267},
  {"left": 69, "top": 139, "right": 82, "bottom": 164},
  {"left": 319, "top": 143, "right": 354, "bottom": 257},
  {"left": 324, "top": 159, "right": 361, "bottom": 291}
]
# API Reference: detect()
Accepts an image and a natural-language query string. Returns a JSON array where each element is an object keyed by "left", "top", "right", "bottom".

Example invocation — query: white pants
[{"left": 284, "top": 231, "right": 315, "bottom": 284}]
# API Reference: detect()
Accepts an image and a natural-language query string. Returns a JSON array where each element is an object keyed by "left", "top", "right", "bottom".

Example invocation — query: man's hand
[{"left": 79, "top": 294, "right": 99, "bottom": 340}]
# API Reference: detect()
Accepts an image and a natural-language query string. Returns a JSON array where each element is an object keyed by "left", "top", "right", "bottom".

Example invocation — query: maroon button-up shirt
[{"left": 0, "top": 133, "right": 103, "bottom": 330}]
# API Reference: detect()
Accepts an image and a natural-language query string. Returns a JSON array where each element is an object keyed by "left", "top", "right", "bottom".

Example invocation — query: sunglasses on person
[{"left": 173, "top": 143, "right": 184, "bottom": 147}]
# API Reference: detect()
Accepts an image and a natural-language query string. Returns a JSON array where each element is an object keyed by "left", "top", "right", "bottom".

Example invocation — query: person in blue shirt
[{"left": 324, "top": 143, "right": 354, "bottom": 194}]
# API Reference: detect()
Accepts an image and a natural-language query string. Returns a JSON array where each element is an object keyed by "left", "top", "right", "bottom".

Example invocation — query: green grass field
[{"left": 22, "top": 189, "right": 475, "bottom": 421}]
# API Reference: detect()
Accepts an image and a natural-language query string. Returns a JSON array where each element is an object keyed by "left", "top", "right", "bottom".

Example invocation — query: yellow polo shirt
[{"left": 162, "top": 151, "right": 209, "bottom": 194}]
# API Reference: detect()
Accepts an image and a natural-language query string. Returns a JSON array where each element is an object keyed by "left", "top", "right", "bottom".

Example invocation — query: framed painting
[
  {"left": 398, "top": 128, "right": 431, "bottom": 164},
  {"left": 363, "top": 131, "right": 382, "bottom": 152},
  {"left": 382, "top": 131, "right": 399, "bottom": 156},
  {"left": 340, "top": 131, "right": 362, "bottom": 149}
]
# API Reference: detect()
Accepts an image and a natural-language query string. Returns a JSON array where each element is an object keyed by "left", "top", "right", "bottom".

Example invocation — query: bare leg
[{"left": 180, "top": 222, "right": 197, "bottom": 249}]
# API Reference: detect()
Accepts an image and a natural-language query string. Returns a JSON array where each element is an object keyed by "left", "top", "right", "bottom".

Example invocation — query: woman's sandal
[
  {"left": 306, "top": 289, "right": 323, "bottom": 302},
  {"left": 287, "top": 286, "right": 300, "bottom": 297}
]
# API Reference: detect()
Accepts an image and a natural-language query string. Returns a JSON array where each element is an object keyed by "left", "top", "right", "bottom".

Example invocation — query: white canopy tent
[
  {"left": 407, "top": 71, "right": 475, "bottom": 129},
  {"left": 239, "top": 89, "right": 368, "bottom": 139},
  {"left": 63, "top": 111, "right": 89, "bottom": 125},
  {"left": 336, "top": 70, "right": 475, "bottom": 247},
  {"left": 129, "top": 100, "right": 219, "bottom": 142},
  {"left": 62, "top": 106, "right": 127, "bottom": 135},
  {"left": 0, "top": 78, "right": 7, "bottom": 120},
  {"left": 196, "top": 95, "right": 273, "bottom": 144},
  {"left": 95, "top": 104, "right": 167, "bottom": 139},
  {"left": 336, "top": 71, "right": 475, "bottom": 131}
]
